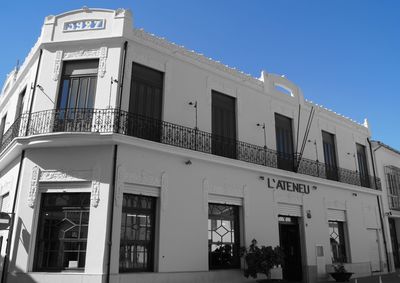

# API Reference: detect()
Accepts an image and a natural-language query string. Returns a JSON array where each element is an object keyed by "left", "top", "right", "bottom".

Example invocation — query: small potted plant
[
  {"left": 329, "top": 264, "right": 354, "bottom": 282},
  {"left": 241, "top": 239, "right": 284, "bottom": 282}
]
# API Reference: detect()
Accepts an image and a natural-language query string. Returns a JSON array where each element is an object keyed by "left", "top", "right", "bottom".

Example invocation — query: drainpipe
[
  {"left": 367, "top": 138, "right": 390, "bottom": 272},
  {"left": 106, "top": 145, "right": 118, "bottom": 283},
  {"left": 25, "top": 49, "right": 43, "bottom": 136},
  {"left": 1, "top": 150, "right": 25, "bottom": 283}
]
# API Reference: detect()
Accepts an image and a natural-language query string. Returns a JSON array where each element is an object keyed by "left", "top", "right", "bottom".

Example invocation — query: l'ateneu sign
[{"left": 267, "top": 177, "right": 316, "bottom": 194}]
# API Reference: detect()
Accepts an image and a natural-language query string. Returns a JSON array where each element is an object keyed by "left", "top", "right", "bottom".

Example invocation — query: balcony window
[
  {"left": 356, "top": 143, "right": 370, "bottom": 187},
  {"left": 322, "top": 131, "right": 339, "bottom": 181},
  {"left": 385, "top": 165, "right": 400, "bottom": 210},
  {"left": 120, "top": 194, "right": 156, "bottom": 272},
  {"left": 212, "top": 91, "right": 237, "bottom": 159},
  {"left": 55, "top": 60, "right": 98, "bottom": 132},
  {"left": 128, "top": 63, "right": 163, "bottom": 142},
  {"left": 33, "top": 193, "right": 90, "bottom": 271},
  {"left": 275, "top": 113, "right": 294, "bottom": 171},
  {"left": 208, "top": 203, "right": 240, "bottom": 269}
]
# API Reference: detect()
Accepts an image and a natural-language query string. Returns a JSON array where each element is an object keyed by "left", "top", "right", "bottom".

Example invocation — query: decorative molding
[
  {"left": 125, "top": 169, "right": 161, "bottom": 187},
  {"left": 0, "top": 177, "right": 13, "bottom": 195},
  {"left": 63, "top": 47, "right": 108, "bottom": 78},
  {"left": 98, "top": 47, "right": 107, "bottom": 78},
  {"left": 161, "top": 172, "right": 168, "bottom": 211},
  {"left": 53, "top": 50, "right": 63, "bottom": 81},
  {"left": 91, "top": 180, "right": 100, "bottom": 207},
  {"left": 202, "top": 178, "right": 210, "bottom": 214},
  {"left": 132, "top": 29, "right": 263, "bottom": 88},
  {"left": 91, "top": 166, "right": 101, "bottom": 207},
  {"left": 63, "top": 49, "right": 102, "bottom": 60},
  {"left": 115, "top": 165, "right": 124, "bottom": 207},
  {"left": 28, "top": 166, "right": 40, "bottom": 208},
  {"left": 39, "top": 170, "right": 90, "bottom": 182}
]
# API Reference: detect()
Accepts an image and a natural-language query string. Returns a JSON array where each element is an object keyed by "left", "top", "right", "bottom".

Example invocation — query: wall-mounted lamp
[
  {"left": 188, "top": 101, "right": 198, "bottom": 130},
  {"left": 36, "top": 84, "right": 44, "bottom": 92},
  {"left": 259, "top": 176, "right": 265, "bottom": 180},
  {"left": 185, "top": 160, "right": 192, "bottom": 165},
  {"left": 306, "top": 210, "right": 312, "bottom": 219},
  {"left": 256, "top": 123, "right": 267, "bottom": 149},
  {"left": 385, "top": 212, "right": 393, "bottom": 216},
  {"left": 352, "top": 192, "right": 358, "bottom": 197}
]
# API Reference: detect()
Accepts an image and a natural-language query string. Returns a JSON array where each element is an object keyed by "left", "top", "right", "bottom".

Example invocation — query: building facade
[
  {"left": 0, "top": 8, "right": 389, "bottom": 283},
  {"left": 371, "top": 141, "right": 400, "bottom": 272}
]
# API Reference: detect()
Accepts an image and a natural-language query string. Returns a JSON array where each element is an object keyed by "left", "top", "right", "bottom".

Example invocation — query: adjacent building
[
  {"left": 0, "top": 8, "right": 390, "bottom": 283},
  {"left": 371, "top": 141, "right": 400, "bottom": 272}
]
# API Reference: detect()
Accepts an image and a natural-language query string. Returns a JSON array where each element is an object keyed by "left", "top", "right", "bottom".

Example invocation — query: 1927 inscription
[{"left": 63, "top": 19, "right": 105, "bottom": 32}]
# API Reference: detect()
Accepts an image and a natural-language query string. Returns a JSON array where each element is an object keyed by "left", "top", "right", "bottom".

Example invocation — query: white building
[
  {"left": 371, "top": 141, "right": 400, "bottom": 272},
  {"left": 0, "top": 8, "right": 389, "bottom": 283}
]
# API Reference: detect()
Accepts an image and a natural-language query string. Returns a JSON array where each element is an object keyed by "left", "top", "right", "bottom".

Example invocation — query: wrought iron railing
[{"left": 0, "top": 108, "right": 381, "bottom": 190}]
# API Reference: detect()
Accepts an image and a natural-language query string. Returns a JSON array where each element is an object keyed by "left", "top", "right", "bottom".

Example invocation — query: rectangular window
[
  {"left": 55, "top": 60, "right": 98, "bottom": 132},
  {"left": 212, "top": 91, "right": 237, "bottom": 159},
  {"left": 0, "top": 114, "right": 7, "bottom": 145},
  {"left": 275, "top": 113, "right": 294, "bottom": 171},
  {"left": 329, "top": 221, "right": 348, "bottom": 263},
  {"left": 0, "top": 193, "right": 10, "bottom": 213},
  {"left": 33, "top": 193, "right": 90, "bottom": 271},
  {"left": 16, "top": 88, "right": 26, "bottom": 119},
  {"left": 356, "top": 143, "right": 370, "bottom": 187},
  {"left": 128, "top": 63, "right": 164, "bottom": 142},
  {"left": 120, "top": 194, "right": 156, "bottom": 272},
  {"left": 208, "top": 203, "right": 240, "bottom": 269},
  {"left": 385, "top": 166, "right": 400, "bottom": 210},
  {"left": 322, "top": 131, "right": 338, "bottom": 181}
]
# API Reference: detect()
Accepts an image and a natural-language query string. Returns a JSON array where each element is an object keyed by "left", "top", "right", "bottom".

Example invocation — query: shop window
[
  {"left": 329, "top": 221, "right": 348, "bottom": 263},
  {"left": 119, "top": 194, "right": 156, "bottom": 272},
  {"left": 33, "top": 193, "right": 90, "bottom": 271},
  {"left": 275, "top": 113, "right": 294, "bottom": 171},
  {"left": 208, "top": 203, "right": 240, "bottom": 269}
]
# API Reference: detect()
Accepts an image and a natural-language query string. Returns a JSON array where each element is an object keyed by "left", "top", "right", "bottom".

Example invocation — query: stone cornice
[{"left": 132, "top": 28, "right": 263, "bottom": 88}]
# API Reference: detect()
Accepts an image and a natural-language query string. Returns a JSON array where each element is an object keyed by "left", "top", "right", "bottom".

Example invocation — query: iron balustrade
[{"left": 0, "top": 108, "right": 381, "bottom": 190}]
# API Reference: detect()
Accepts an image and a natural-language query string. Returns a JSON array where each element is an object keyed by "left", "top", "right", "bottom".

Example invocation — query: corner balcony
[{"left": 1, "top": 108, "right": 381, "bottom": 190}]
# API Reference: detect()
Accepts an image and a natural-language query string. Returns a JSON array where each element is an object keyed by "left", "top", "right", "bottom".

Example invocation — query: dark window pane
[
  {"left": 212, "top": 91, "right": 237, "bottom": 159},
  {"left": 329, "top": 221, "right": 347, "bottom": 263},
  {"left": 33, "top": 193, "right": 90, "bottom": 271},
  {"left": 275, "top": 113, "right": 294, "bottom": 171},
  {"left": 208, "top": 203, "right": 240, "bottom": 269},
  {"left": 128, "top": 63, "right": 163, "bottom": 142},
  {"left": 356, "top": 143, "right": 370, "bottom": 187},
  {"left": 322, "top": 131, "right": 338, "bottom": 181},
  {"left": 120, "top": 194, "right": 156, "bottom": 272}
]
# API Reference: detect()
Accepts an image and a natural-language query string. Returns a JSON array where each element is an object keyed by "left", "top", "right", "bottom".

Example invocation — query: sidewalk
[{"left": 320, "top": 271, "right": 400, "bottom": 283}]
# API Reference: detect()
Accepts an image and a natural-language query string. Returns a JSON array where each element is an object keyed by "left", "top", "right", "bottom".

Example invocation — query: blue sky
[{"left": 1, "top": 1, "right": 399, "bottom": 149}]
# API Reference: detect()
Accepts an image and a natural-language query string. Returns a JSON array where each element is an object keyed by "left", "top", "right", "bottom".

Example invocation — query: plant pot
[{"left": 329, "top": 272, "right": 354, "bottom": 282}]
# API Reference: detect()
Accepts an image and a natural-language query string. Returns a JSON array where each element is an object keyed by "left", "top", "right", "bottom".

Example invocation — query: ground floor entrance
[
  {"left": 389, "top": 218, "right": 400, "bottom": 269},
  {"left": 279, "top": 215, "right": 303, "bottom": 282}
]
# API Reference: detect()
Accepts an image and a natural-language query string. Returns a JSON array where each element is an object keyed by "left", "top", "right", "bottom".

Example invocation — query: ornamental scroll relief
[
  {"left": 53, "top": 47, "right": 108, "bottom": 81},
  {"left": 28, "top": 168, "right": 93, "bottom": 208},
  {"left": 28, "top": 166, "right": 40, "bottom": 208}
]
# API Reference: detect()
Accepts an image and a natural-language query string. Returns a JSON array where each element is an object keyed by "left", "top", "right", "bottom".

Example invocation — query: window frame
[
  {"left": 274, "top": 113, "right": 295, "bottom": 171},
  {"left": 322, "top": 130, "right": 339, "bottom": 181},
  {"left": 208, "top": 202, "right": 241, "bottom": 270},
  {"left": 32, "top": 192, "right": 91, "bottom": 272},
  {"left": 119, "top": 193, "right": 157, "bottom": 273},
  {"left": 328, "top": 220, "right": 348, "bottom": 263}
]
